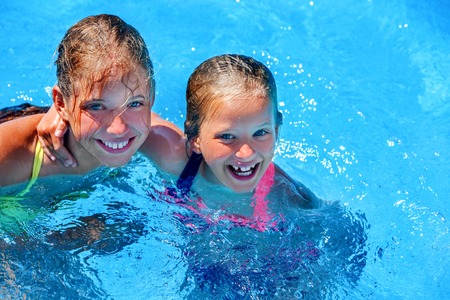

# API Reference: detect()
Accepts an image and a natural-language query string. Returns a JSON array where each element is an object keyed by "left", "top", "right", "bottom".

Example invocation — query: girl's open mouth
[
  {"left": 98, "top": 137, "right": 134, "bottom": 153},
  {"left": 228, "top": 163, "right": 260, "bottom": 179}
]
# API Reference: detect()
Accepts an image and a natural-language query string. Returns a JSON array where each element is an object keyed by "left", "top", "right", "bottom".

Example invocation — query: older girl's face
[
  {"left": 68, "top": 67, "right": 152, "bottom": 167},
  {"left": 194, "top": 95, "right": 277, "bottom": 193}
]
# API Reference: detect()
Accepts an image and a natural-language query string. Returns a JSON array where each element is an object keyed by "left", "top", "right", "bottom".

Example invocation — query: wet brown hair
[
  {"left": 185, "top": 54, "right": 282, "bottom": 142},
  {"left": 55, "top": 14, "right": 154, "bottom": 105}
]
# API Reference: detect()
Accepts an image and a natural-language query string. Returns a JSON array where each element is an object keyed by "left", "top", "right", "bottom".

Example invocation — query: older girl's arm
[
  {"left": 0, "top": 114, "right": 43, "bottom": 186},
  {"left": 139, "top": 112, "right": 188, "bottom": 176}
]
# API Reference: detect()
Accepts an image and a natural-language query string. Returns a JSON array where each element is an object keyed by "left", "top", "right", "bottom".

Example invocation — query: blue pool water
[{"left": 1, "top": 0, "right": 449, "bottom": 299}]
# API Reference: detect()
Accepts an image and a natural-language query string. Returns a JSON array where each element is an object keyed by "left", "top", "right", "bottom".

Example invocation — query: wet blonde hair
[
  {"left": 55, "top": 14, "right": 154, "bottom": 107},
  {"left": 185, "top": 54, "right": 282, "bottom": 142}
]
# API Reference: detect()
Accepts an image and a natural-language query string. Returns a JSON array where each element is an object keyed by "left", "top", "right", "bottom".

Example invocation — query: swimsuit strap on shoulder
[
  {"left": 16, "top": 141, "right": 44, "bottom": 197},
  {"left": 176, "top": 152, "right": 203, "bottom": 195}
]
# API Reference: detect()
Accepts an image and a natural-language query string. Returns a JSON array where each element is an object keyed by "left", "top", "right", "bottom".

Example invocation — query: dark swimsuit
[{"left": 175, "top": 152, "right": 203, "bottom": 196}]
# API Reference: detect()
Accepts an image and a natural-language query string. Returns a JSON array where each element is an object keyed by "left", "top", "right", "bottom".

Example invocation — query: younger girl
[
  {"left": 145, "top": 55, "right": 365, "bottom": 298},
  {"left": 156, "top": 54, "right": 321, "bottom": 230}
]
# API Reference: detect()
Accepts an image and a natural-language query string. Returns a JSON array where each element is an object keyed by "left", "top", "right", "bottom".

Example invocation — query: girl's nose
[
  {"left": 106, "top": 115, "right": 128, "bottom": 136},
  {"left": 236, "top": 143, "right": 255, "bottom": 159}
]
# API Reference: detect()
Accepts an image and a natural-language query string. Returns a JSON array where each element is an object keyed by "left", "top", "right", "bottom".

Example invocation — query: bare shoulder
[
  {"left": 139, "top": 113, "right": 188, "bottom": 175},
  {"left": 273, "top": 163, "right": 323, "bottom": 209},
  {"left": 0, "top": 114, "right": 44, "bottom": 186}
]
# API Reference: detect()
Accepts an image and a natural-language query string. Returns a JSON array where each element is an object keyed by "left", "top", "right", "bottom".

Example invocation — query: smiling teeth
[
  {"left": 232, "top": 165, "right": 251, "bottom": 172},
  {"left": 231, "top": 165, "right": 254, "bottom": 176},
  {"left": 103, "top": 140, "right": 129, "bottom": 150}
]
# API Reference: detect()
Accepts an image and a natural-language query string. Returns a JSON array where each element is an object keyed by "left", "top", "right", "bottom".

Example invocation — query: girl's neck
[
  {"left": 198, "top": 160, "right": 221, "bottom": 186},
  {"left": 194, "top": 164, "right": 254, "bottom": 215},
  {"left": 194, "top": 162, "right": 276, "bottom": 217}
]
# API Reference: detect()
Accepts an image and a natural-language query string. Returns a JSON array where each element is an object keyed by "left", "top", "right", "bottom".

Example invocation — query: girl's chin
[
  {"left": 98, "top": 154, "right": 133, "bottom": 167},
  {"left": 225, "top": 169, "right": 262, "bottom": 193},
  {"left": 101, "top": 161, "right": 126, "bottom": 168},
  {"left": 227, "top": 181, "right": 259, "bottom": 194}
]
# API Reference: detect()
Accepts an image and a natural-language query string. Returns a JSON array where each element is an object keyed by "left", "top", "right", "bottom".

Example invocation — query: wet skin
[{"left": 194, "top": 96, "right": 277, "bottom": 193}]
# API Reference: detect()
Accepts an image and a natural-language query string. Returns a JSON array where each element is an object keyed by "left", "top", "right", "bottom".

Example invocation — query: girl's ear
[
  {"left": 149, "top": 78, "right": 156, "bottom": 108},
  {"left": 52, "top": 85, "right": 69, "bottom": 121},
  {"left": 191, "top": 137, "right": 202, "bottom": 154},
  {"left": 275, "top": 111, "right": 283, "bottom": 140},
  {"left": 275, "top": 126, "right": 280, "bottom": 141}
]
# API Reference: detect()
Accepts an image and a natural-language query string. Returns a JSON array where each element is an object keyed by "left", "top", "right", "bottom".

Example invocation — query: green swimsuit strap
[
  {"left": 0, "top": 141, "right": 43, "bottom": 231},
  {"left": 16, "top": 141, "right": 44, "bottom": 197}
]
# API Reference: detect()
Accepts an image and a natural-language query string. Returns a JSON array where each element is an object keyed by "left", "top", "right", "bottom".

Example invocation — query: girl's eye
[
  {"left": 85, "top": 103, "right": 104, "bottom": 111},
  {"left": 218, "top": 133, "right": 235, "bottom": 140},
  {"left": 254, "top": 129, "right": 269, "bottom": 137},
  {"left": 128, "top": 100, "right": 144, "bottom": 108}
]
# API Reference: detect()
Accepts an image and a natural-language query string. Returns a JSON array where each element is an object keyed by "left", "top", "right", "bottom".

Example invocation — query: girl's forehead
[
  {"left": 80, "top": 67, "right": 150, "bottom": 98},
  {"left": 204, "top": 95, "right": 274, "bottom": 124},
  {"left": 212, "top": 94, "right": 271, "bottom": 111}
]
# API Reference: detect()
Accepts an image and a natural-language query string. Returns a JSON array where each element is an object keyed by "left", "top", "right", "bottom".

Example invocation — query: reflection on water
[
  {"left": 0, "top": 161, "right": 368, "bottom": 299},
  {"left": 1, "top": 0, "right": 449, "bottom": 298},
  {"left": 0, "top": 159, "right": 187, "bottom": 299},
  {"left": 151, "top": 182, "right": 368, "bottom": 299}
]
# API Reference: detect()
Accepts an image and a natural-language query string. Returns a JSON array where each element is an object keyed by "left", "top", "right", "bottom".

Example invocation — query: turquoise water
[{"left": 1, "top": 0, "right": 449, "bottom": 299}]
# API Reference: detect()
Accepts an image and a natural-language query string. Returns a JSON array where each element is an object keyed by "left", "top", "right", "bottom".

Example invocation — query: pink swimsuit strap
[{"left": 160, "top": 163, "right": 280, "bottom": 232}]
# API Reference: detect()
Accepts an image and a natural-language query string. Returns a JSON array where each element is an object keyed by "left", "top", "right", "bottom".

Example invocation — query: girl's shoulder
[{"left": 272, "top": 163, "right": 323, "bottom": 209}]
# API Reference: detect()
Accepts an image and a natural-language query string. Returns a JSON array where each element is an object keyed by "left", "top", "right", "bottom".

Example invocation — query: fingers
[
  {"left": 38, "top": 135, "right": 56, "bottom": 162},
  {"left": 55, "top": 119, "right": 67, "bottom": 138},
  {"left": 52, "top": 120, "right": 77, "bottom": 167},
  {"left": 38, "top": 133, "right": 76, "bottom": 167},
  {"left": 53, "top": 137, "right": 77, "bottom": 168},
  {"left": 36, "top": 106, "right": 78, "bottom": 167}
]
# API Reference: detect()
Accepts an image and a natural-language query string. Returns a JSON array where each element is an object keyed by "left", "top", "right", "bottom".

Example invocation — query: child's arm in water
[
  {"left": 273, "top": 163, "right": 323, "bottom": 209},
  {"left": 0, "top": 114, "right": 44, "bottom": 186}
]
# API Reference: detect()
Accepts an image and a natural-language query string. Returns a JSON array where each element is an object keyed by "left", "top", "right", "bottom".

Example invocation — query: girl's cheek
[{"left": 261, "top": 140, "right": 276, "bottom": 153}]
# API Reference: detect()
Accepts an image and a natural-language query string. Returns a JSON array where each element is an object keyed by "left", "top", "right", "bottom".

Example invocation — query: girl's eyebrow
[
  {"left": 257, "top": 121, "right": 274, "bottom": 127},
  {"left": 123, "top": 91, "right": 147, "bottom": 100},
  {"left": 128, "top": 94, "right": 146, "bottom": 100},
  {"left": 79, "top": 98, "right": 103, "bottom": 108},
  {"left": 86, "top": 94, "right": 146, "bottom": 103}
]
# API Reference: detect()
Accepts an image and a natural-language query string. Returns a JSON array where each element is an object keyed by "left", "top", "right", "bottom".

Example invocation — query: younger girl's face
[
  {"left": 68, "top": 67, "right": 152, "bottom": 167},
  {"left": 194, "top": 95, "right": 277, "bottom": 193}
]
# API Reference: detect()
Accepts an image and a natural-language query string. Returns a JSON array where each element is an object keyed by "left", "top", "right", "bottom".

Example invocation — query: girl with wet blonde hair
[{"left": 0, "top": 14, "right": 156, "bottom": 192}]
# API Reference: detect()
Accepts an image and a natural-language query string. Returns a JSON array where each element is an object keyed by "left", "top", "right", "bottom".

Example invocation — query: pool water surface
[{"left": 0, "top": 0, "right": 449, "bottom": 299}]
